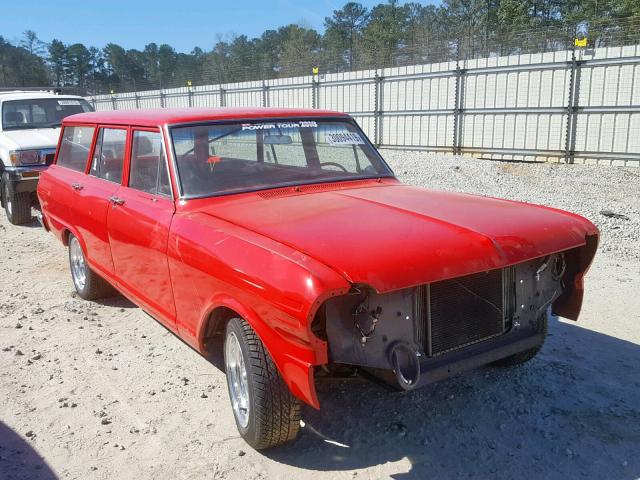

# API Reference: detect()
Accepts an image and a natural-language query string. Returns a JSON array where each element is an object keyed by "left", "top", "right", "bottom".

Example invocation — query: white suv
[{"left": 0, "top": 91, "right": 93, "bottom": 224}]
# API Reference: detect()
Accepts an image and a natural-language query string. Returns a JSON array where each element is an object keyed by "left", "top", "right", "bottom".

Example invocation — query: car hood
[
  {"left": 198, "top": 182, "right": 597, "bottom": 292},
  {"left": 1, "top": 128, "right": 60, "bottom": 150}
]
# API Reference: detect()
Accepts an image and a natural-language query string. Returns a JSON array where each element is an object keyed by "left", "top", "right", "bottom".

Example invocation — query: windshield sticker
[
  {"left": 58, "top": 100, "right": 81, "bottom": 106},
  {"left": 325, "top": 133, "right": 364, "bottom": 145},
  {"left": 241, "top": 120, "right": 318, "bottom": 131},
  {"left": 242, "top": 123, "right": 276, "bottom": 131}
]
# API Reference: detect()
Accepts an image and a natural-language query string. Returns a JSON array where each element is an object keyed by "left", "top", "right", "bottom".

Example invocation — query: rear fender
[{"left": 53, "top": 220, "right": 83, "bottom": 250}]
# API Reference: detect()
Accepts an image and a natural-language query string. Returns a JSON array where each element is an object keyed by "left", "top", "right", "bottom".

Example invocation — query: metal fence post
[
  {"left": 188, "top": 87, "right": 193, "bottom": 107},
  {"left": 262, "top": 81, "right": 269, "bottom": 107},
  {"left": 374, "top": 72, "right": 384, "bottom": 147},
  {"left": 312, "top": 76, "right": 320, "bottom": 109},
  {"left": 220, "top": 87, "right": 226, "bottom": 107},
  {"left": 134, "top": 92, "right": 140, "bottom": 109},
  {"left": 160, "top": 90, "right": 165, "bottom": 108},
  {"left": 564, "top": 48, "right": 582, "bottom": 164},
  {"left": 111, "top": 94, "right": 117, "bottom": 111},
  {"left": 452, "top": 59, "right": 466, "bottom": 156}
]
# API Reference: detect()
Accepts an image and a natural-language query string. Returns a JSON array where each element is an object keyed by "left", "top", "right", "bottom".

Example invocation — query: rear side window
[
  {"left": 129, "top": 130, "right": 172, "bottom": 197},
  {"left": 90, "top": 128, "right": 126, "bottom": 184},
  {"left": 57, "top": 126, "right": 95, "bottom": 172}
]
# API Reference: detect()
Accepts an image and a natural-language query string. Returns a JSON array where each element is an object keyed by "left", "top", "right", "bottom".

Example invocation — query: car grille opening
[{"left": 416, "top": 268, "right": 510, "bottom": 356}]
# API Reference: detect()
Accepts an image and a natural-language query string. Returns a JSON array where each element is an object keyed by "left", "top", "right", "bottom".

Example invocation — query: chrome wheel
[
  {"left": 69, "top": 236, "right": 87, "bottom": 291},
  {"left": 4, "top": 182, "right": 12, "bottom": 217},
  {"left": 225, "top": 331, "right": 250, "bottom": 428}
]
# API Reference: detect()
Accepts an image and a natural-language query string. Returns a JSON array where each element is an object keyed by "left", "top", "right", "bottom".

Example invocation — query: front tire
[
  {"left": 492, "top": 312, "right": 548, "bottom": 367},
  {"left": 3, "top": 180, "right": 31, "bottom": 225},
  {"left": 224, "top": 317, "right": 301, "bottom": 449},
  {"left": 68, "top": 234, "right": 113, "bottom": 300}
]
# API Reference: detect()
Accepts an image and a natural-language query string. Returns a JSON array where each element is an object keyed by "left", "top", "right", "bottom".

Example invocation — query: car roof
[
  {"left": 64, "top": 107, "right": 350, "bottom": 127},
  {"left": 0, "top": 91, "right": 85, "bottom": 102}
]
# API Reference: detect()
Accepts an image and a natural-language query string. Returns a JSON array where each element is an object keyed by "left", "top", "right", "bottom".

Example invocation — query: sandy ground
[{"left": 1, "top": 153, "right": 639, "bottom": 480}]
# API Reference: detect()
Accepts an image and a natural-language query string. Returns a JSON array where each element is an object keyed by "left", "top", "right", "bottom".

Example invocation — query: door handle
[
  {"left": 71, "top": 183, "right": 83, "bottom": 191},
  {"left": 109, "top": 196, "right": 125, "bottom": 206}
]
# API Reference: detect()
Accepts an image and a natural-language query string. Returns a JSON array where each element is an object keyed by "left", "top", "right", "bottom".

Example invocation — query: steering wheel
[{"left": 319, "top": 162, "right": 348, "bottom": 173}]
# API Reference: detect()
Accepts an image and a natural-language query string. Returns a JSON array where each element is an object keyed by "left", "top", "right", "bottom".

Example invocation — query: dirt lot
[{"left": 1, "top": 153, "right": 639, "bottom": 480}]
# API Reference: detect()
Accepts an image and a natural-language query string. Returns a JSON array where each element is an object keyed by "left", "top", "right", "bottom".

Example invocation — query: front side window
[
  {"left": 57, "top": 126, "right": 95, "bottom": 172},
  {"left": 129, "top": 130, "right": 171, "bottom": 196},
  {"left": 90, "top": 128, "right": 126, "bottom": 184},
  {"left": 170, "top": 119, "right": 393, "bottom": 197},
  {"left": 2, "top": 98, "right": 93, "bottom": 130}
]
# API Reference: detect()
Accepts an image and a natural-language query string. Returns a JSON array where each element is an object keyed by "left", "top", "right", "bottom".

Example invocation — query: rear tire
[
  {"left": 3, "top": 180, "right": 31, "bottom": 225},
  {"left": 224, "top": 317, "right": 301, "bottom": 449},
  {"left": 492, "top": 312, "right": 548, "bottom": 367},
  {"left": 68, "top": 234, "right": 113, "bottom": 300}
]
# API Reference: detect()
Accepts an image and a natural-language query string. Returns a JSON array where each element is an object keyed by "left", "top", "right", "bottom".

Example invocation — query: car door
[
  {"left": 72, "top": 126, "right": 127, "bottom": 279},
  {"left": 40, "top": 124, "right": 95, "bottom": 235},
  {"left": 107, "top": 128, "right": 176, "bottom": 325}
]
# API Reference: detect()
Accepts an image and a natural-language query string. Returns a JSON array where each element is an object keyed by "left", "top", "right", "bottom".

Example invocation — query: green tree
[
  {"left": 48, "top": 39, "right": 67, "bottom": 86},
  {"left": 158, "top": 44, "right": 178, "bottom": 88},
  {"left": 279, "top": 25, "right": 323, "bottom": 76},
  {"left": 0, "top": 36, "right": 49, "bottom": 87},
  {"left": 324, "top": 2, "right": 369, "bottom": 70},
  {"left": 20, "top": 30, "right": 46, "bottom": 56},
  {"left": 360, "top": 0, "right": 411, "bottom": 68},
  {"left": 403, "top": 3, "right": 452, "bottom": 63},
  {"left": 66, "top": 43, "right": 92, "bottom": 88}
]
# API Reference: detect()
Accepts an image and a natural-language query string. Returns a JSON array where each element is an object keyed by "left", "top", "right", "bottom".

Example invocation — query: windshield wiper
[
  {"left": 4, "top": 122, "right": 61, "bottom": 130},
  {"left": 3, "top": 125, "right": 38, "bottom": 130}
]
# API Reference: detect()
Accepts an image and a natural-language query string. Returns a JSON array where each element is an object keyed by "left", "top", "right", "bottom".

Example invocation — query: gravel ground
[{"left": 0, "top": 152, "right": 639, "bottom": 480}]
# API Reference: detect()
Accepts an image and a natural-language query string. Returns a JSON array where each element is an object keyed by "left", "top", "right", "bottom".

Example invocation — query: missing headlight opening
[{"left": 318, "top": 252, "right": 572, "bottom": 390}]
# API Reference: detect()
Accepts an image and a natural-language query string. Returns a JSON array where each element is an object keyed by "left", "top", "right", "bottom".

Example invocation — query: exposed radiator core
[{"left": 416, "top": 268, "right": 509, "bottom": 356}]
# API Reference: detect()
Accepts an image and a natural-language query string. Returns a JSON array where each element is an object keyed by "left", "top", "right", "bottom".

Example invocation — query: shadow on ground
[
  {"left": 94, "top": 295, "right": 137, "bottom": 309},
  {"left": 0, "top": 422, "right": 57, "bottom": 480},
  {"left": 263, "top": 318, "right": 640, "bottom": 479},
  {"left": 15, "top": 216, "right": 41, "bottom": 229}
]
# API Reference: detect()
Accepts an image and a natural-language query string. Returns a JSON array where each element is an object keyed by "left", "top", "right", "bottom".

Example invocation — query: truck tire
[
  {"left": 492, "top": 312, "right": 548, "bottom": 367},
  {"left": 3, "top": 180, "right": 31, "bottom": 225},
  {"left": 224, "top": 317, "right": 301, "bottom": 449},
  {"left": 68, "top": 234, "right": 114, "bottom": 300}
]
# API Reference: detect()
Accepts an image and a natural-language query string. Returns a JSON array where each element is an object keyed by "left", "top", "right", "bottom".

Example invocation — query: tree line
[{"left": 1, "top": 0, "right": 639, "bottom": 94}]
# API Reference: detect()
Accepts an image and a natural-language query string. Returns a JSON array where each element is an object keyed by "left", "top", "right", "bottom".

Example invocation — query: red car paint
[{"left": 38, "top": 108, "right": 598, "bottom": 409}]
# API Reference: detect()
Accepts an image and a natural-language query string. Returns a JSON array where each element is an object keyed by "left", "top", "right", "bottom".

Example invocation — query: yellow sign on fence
[
  {"left": 312, "top": 66, "right": 319, "bottom": 75},
  {"left": 575, "top": 37, "right": 588, "bottom": 48}
]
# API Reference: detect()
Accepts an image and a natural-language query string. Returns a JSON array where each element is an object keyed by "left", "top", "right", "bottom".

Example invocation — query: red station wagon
[{"left": 38, "top": 108, "right": 598, "bottom": 449}]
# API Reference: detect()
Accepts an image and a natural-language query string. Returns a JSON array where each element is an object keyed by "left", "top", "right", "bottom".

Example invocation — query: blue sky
[{"left": 1, "top": 0, "right": 437, "bottom": 53}]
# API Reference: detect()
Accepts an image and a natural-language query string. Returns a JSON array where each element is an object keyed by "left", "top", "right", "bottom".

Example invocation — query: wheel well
[
  {"left": 202, "top": 306, "right": 238, "bottom": 353},
  {"left": 61, "top": 229, "right": 71, "bottom": 246},
  {"left": 0, "top": 162, "right": 5, "bottom": 208}
]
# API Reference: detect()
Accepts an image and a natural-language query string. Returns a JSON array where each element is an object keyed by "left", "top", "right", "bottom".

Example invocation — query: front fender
[{"left": 197, "top": 294, "right": 322, "bottom": 409}]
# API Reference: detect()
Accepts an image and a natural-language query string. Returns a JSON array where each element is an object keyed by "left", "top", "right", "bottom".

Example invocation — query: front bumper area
[
  {"left": 2, "top": 165, "right": 47, "bottom": 194},
  {"left": 412, "top": 327, "right": 545, "bottom": 387},
  {"left": 320, "top": 254, "right": 564, "bottom": 390}
]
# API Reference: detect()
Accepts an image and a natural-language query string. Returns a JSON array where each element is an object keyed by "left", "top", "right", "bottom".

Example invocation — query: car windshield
[
  {"left": 170, "top": 119, "right": 394, "bottom": 197},
  {"left": 2, "top": 98, "right": 93, "bottom": 130}
]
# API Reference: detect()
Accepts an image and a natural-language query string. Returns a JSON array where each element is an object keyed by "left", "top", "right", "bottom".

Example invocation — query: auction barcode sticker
[
  {"left": 58, "top": 100, "right": 81, "bottom": 106},
  {"left": 326, "top": 133, "right": 364, "bottom": 145}
]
